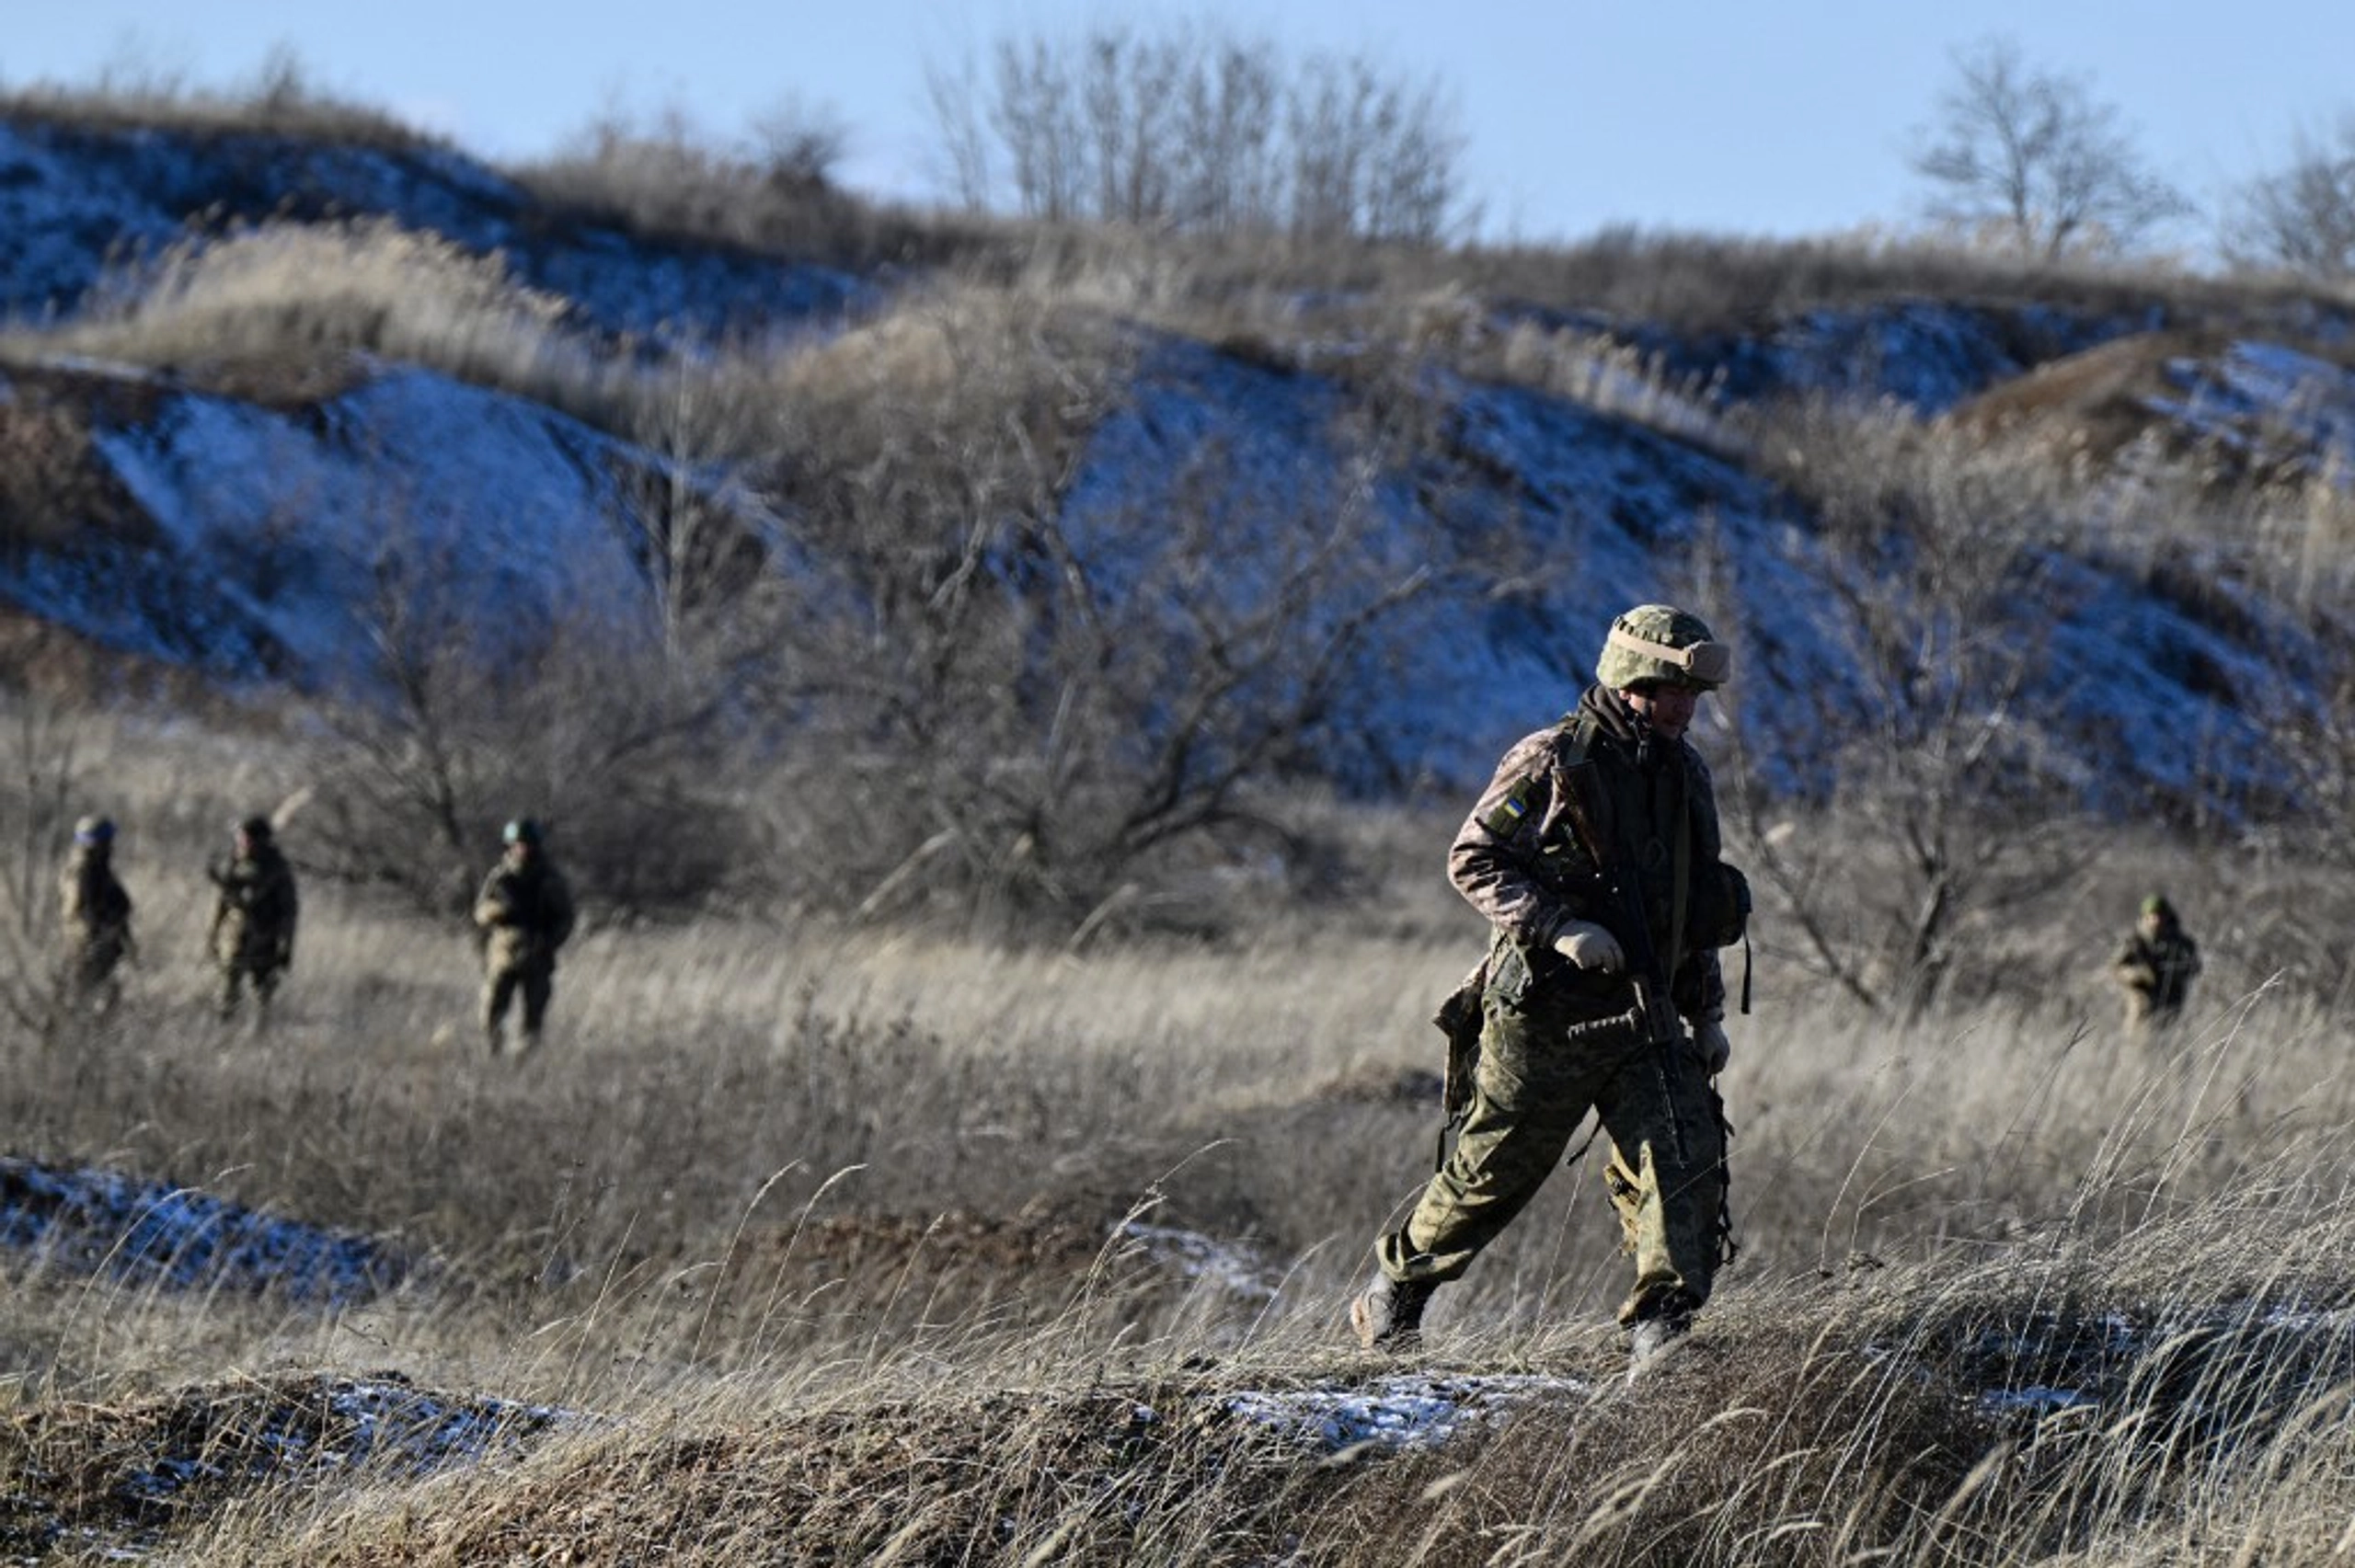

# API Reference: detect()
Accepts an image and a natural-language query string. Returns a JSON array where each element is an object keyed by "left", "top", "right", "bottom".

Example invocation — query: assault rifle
[{"left": 1582, "top": 862, "right": 1691, "bottom": 1166}]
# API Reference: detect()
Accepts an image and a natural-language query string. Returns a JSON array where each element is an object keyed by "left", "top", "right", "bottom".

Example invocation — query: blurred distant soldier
[
  {"left": 208, "top": 815, "right": 299, "bottom": 1024},
  {"left": 58, "top": 814, "right": 134, "bottom": 1016},
  {"left": 2111, "top": 893, "right": 2200, "bottom": 1037},
  {"left": 473, "top": 817, "right": 575, "bottom": 1056},
  {"left": 1350, "top": 605, "right": 1751, "bottom": 1376}
]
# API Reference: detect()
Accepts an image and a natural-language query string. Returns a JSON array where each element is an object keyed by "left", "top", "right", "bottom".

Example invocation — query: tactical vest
[
  {"left": 1545, "top": 712, "right": 1732, "bottom": 974},
  {"left": 1545, "top": 715, "right": 1695, "bottom": 969}
]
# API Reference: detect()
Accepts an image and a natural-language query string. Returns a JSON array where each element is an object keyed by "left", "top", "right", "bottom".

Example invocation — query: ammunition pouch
[
  {"left": 1482, "top": 936, "right": 1540, "bottom": 1008},
  {"left": 1489, "top": 928, "right": 1636, "bottom": 1014},
  {"left": 1433, "top": 964, "right": 1486, "bottom": 1128},
  {"left": 1686, "top": 858, "right": 1752, "bottom": 950}
]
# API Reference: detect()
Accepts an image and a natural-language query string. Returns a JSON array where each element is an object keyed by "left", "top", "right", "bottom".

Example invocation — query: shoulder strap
[
  {"left": 1547, "top": 715, "right": 1612, "bottom": 872},
  {"left": 1667, "top": 764, "right": 1690, "bottom": 985}
]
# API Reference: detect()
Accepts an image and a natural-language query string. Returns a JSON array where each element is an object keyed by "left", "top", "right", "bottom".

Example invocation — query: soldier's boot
[
  {"left": 1350, "top": 1274, "right": 1436, "bottom": 1352},
  {"left": 1626, "top": 1305, "right": 1694, "bottom": 1381},
  {"left": 517, "top": 1027, "right": 543, "bottom": 1058},
  {"left": 485, "top": 1024, "right": 505, "bottom": 1057}
]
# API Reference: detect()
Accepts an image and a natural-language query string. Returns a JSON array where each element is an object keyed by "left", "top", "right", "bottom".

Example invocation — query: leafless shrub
[
  {"left": 753, "top": 284, "right": 1430, "bottom": 936},
  {"left": 1723, "top": 397, "right": 2095, "bottom": 1012},
  {"left": 932, "top": 19, "right": 1466, "bottom": 244},
  {"left": 0, "top": 392, "right": 106, "bottom": 559},
  {"left": 304, "top": 510, "right": 759, "bottom": 918}
]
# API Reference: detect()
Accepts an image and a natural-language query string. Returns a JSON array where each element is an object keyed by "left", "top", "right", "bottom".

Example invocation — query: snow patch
[{"left": 1227, "top": 1371, "right": 1589, "bottom": 1451}]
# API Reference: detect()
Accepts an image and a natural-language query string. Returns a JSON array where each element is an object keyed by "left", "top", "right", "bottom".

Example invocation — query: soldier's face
[{"left": 1624, "top": 682, "right": 1700, "bottom": 738}]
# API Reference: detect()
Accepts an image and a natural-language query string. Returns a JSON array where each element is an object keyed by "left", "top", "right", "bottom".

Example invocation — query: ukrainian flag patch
[{"left": 1479, "top": 783, "right": 1535, "bottom": 836}]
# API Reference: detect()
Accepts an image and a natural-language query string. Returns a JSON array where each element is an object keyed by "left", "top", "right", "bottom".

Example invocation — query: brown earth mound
[{"left": 1940, "top": 327, "right": 2223, "bottom": 462}]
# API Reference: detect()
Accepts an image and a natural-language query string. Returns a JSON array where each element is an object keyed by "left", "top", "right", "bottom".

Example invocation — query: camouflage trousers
[
  {"left": 1378, "top": 990, "right": 1729, "bottom": 1324},
  {"left": 217, "top": 960, "right": 285, "bottom": 1020},
  {"left": 482, "top": 956, "right": 555, "bottom": 1047},
  {"left": 61, "top": 940, "right": 126, "bottom": 1017}
]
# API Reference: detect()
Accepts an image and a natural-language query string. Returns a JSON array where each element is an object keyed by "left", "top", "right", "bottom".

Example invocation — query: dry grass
[
  {"left": 508, "top": 118, "right": 973, "bottom": 276},
  {"left": 0, "top": 219, "right": 633, "bottom": 429},
  {"left": 0, "top": 66, "right": 437, "bottom": 158},
  {"left": 0, "top": 707, "right": 2350, "bottom": 1562}
]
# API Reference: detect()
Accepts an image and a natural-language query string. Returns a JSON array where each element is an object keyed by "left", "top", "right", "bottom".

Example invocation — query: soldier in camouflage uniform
[
  {"left": 59, "top": 815, "right": 134, "bottom": 1017},
  {"left": 1351, "top": 605, "right": 1750, "bottom": 1371},
  {"left": 473, "top": 818, "right": 576, "bottom": 1056},
  {"left": 2111, "top": 893, "right": 2200, "bottom": 1038},
  {"left": 208, "top": 815, "right": 300, "bottom": 1024}
]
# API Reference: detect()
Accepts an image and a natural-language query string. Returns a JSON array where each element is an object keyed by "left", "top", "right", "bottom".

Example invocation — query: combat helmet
[
  {"left": 502, "top": 817, "right": 544, "bottom": 848},
  {"left": 73, "top": 815, "right": 115, "bottom": 847},
  {"left": 237, "top": 814, "right": 273, "bottom": 841},
  {"left": 1595, "top": 604, "right": 1730, "bottom": 692}
]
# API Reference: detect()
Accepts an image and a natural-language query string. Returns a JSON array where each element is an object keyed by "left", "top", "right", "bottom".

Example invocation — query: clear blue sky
[{"left": 6, "top": 1, "right": 2349, "bottom": 247}]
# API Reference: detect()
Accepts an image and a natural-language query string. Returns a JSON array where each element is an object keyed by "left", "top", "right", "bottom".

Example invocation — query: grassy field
[{"left": 0, "top": 812, "right": 2348, "bottom": 1563}]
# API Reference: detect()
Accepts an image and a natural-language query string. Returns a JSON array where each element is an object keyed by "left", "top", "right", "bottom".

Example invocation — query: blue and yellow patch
[{"left": 1479, "top": 782, "right": 1536, "bottom": 836}]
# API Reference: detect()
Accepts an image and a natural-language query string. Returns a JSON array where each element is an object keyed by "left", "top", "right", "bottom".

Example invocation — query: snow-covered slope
[
  {"left": 0, "top": 355, "right": 774, "bottom": 689},
  {"left": 0, "top": 109, "right": 2347, "bottom": 824},
  {"left": 0, "top": 118, "right": 868, "bottom": 338}
]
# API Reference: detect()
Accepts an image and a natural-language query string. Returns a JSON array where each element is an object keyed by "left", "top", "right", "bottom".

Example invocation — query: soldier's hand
[
  {"left": 1552, "top": 919, "right": 1625, "bottom": 973},
  {"left": 1694, "top": 1019, "right": 1732, "bottom": 1075}
]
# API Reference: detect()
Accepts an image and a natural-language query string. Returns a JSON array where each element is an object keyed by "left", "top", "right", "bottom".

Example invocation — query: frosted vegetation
[{"left": 0, "top": 45, "right": 2352, "bottom": 1564}]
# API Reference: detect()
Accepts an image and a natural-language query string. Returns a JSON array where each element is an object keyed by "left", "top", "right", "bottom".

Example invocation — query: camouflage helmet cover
[
  {"left": 73, "top": 815, "right": 114, "bottom": 846},
  {"left": 1595, "top": 604, "right": 1730, "bottom": 692},
  {"left": 503, "top": 817, "right": 544, "bottom": 847}
]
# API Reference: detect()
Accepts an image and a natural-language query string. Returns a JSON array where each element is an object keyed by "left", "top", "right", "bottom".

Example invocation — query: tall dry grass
[
  {"left": 0, "top": 920, "right": 2344, "bottom": 1562},
  {"left": 0, "top": 52, "right": 437, "bottom": 156},
  {"left": 0, "top": 218, "right": 639, "bottom": 431},
  {"left": 0, "top": 687, "right": 2349, "bottom": 1562}
]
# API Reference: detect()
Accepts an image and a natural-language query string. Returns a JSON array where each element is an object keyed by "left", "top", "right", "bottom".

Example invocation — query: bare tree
[
  {"left": 760, "top": 290, "right": 1434, "bottom": 936},
  {"left": 1080, "top": 26, "right": 1181, "bottom": 225},
  {"left": 1721, "top": 400, "right": 2093, "bottom": 1013},
  {"left": 1910, "top": 36, "right": 2189, "bottom": 260},
  {"left": 989, "top": 37, "right": 1086, "bottom": 223},
  {"left": 936, "top": 20, "right": 1465, "bottom": 243},
  {"left": 922, "top": 51, "right": 995, "bottom": 213},
  {"left": 2224, "top": 115, "right": 2355, "bottom": 280},
  {"left": 310, "top": 473, "right": 764, "bottom": 916},
  {"left": 1171, "top": 41, "right": 1281, "bottom": 232}
]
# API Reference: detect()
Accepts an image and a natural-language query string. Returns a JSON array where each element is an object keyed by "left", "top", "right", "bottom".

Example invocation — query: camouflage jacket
[
  {"left": 211, "top": 844, "right": 299, "bottom": 967},
  {"left": 475, "top": 857, "right": 576, "bottom": 972},
  {"left": 59, "top": 848, "right": 132, "bottom": 951},
  {"left": 1448, "top": 685, "right": 1727, "bottom": 1024},
  {"left": 2113, "top": 927, "right": 2200, "bottom": 1012}
]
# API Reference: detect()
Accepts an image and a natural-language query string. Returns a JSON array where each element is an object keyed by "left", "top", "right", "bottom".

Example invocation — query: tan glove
[
  {"left": 1551, "top": 919, "right": 1625, "bottom": 973},
  {"left": 1694, "top": 1018, "right": 1731, "bottom": 1075}
]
